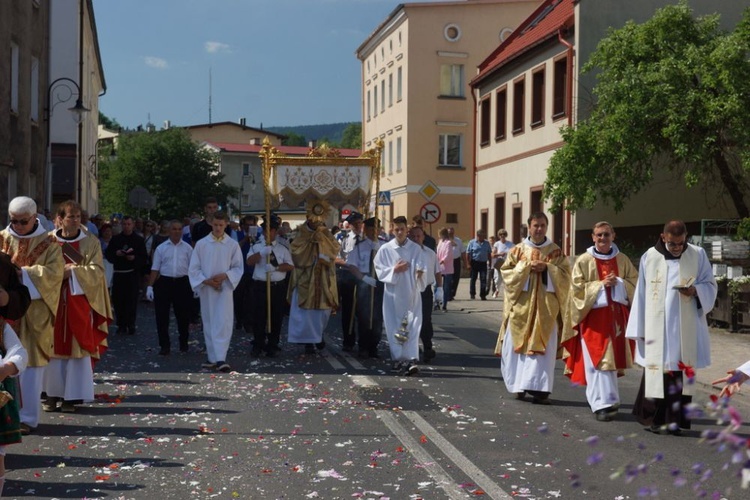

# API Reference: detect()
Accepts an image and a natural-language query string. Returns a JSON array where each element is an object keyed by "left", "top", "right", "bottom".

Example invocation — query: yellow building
[{"left": 356, "top": 0, "right": 541, "bottom": 240}]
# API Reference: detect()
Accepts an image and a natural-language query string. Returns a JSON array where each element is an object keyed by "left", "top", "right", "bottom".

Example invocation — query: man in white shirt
[
  {"left": 336, "top": 211, "right": 365, "bottom": 351},
  {"left": 246, "top": 215, "right": 294, "bottom": 358},
  {"left": 447, "top": 227, "right": 464, "bottom": 300},
  {"left": 146, "top": 220, "right": 194, "bottom": 355},
  {"left": 408, "top": 224, "right": 442, "bottom": 364}
]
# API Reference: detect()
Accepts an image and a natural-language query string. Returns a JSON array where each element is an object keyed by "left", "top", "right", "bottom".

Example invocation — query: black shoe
[
  {"left": 368, "top": 351, "right": 380, "bottom": 359},
  {"left": 594, "top": 408, "right": 615, "bottom": 422},
  {"left": 423, "top": 348, "right": 436, "bottom": 363},
  {"left": 216, "top": 361, "right": 231, "bottom": 373},
  {"left": 128, "top": 326, "right": 137, "bottom": 335},
  {"left": 158, "top": 348, "right": 170, "bottom": 356},
  {"left": 304, "top": 344, "right": 316, "bottom": 355},
  {"left": 179, "top": 345, "right": 189, "bottom": 353},
  {"left": 514, "top": 391, "right": 526, "bottom": 400},
  {"left": 480, "top": 296, "right": 487, "bottom": 301},
  {"left": 342, "top": 345, "right": 354, "bottom": 352},
  {"left": 250, "top": 348, "right": 263, "bottom": 358},
  {"left": 358, "top": 350, "right": 369, "bottom": 358},
  {"left": 405, "top": 362, "right": 420, "bottom": 376},
  {"left": 265, "top": 346, "right": 279, "bottom": 358},
  {"left": 315, "top": 341, "right": 326, "bottom": 350},
  {"left": 470, "top": 296, "right": 476, "bottom": 300},
  {"left": 117, "top": 326, "right": 128, "bottom": 335},
  {"left": 201, "top": 360, "right": 217, "bottom": 369},
  {"left": 646, "top": 424, "right": 671, "bottom": 435},
  {"left": 532, "top": 394, "right": 551, "bottom": 405}
]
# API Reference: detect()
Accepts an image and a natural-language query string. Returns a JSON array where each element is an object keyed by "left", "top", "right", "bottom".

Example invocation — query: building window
[
  {"left": 446, "top": 213, "right": 458, "bottom": 224},
  {"left": 241, "top": 193, "right": 250, "bottom": 207},
  {"left": 381, "top": 80, "right": 385, "bottom": 112},
  {"left": 512, "top": 77, "right": 525, "bottom": 134},
  {"left": 30, "top": 56, "right": 39, "bottom": 122},
  {"left": 242, "top": 162, "right": 251, "bottom": 176},
  {"left": 438, "top": 133, "right": 462, "bottom": 167},
  {"left": 388, "top": 73, "right": 393, "bottom": 107},
  {"left": 374, "top": 86, "right": 378, "bottom": 117},
  {"left": 530, "top": 188, "right": 543, "bottom": 214},
  {"left": 495, "top": 87, "right": 507, "bottom": 141},
  {"left": 10, "top": 43, "right": 20, "bottom": 113},
  {"left": 440, "top": 64, "right": 464, "bottom": 97},
  {"left": 367, "top": 90, "right": 371, "bottom": 121},
  {"left": 444, "top": 23, "right": 462, "bottom": 42},
  {"left": 479, "top": 96, "right": 491, "bottom": 147},
  {"left": 553, "top": 56, "right": 567, "bottom": 118},
  {"left": 531, "top": 68, "right": 545, "bottom": 127},
  {"left": 381, "top": 149, "right": 385, "bottom": 177},
  {"left": 388, "top": 140, "right": 393, "bottom": 175},
  {"left": 397, "top": 67, "right": 403, "bottom": 102},
  {"left": 396, "top": 137, "right": 402, "bottom": 173}
]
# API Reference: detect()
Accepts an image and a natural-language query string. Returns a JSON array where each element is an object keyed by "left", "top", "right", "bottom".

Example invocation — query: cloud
[
  {"left": 144, "top": 56, "right": 168, "bottom": 69},
  {"left": 205, "top": 41, "right": 231, "bottom": 54}
]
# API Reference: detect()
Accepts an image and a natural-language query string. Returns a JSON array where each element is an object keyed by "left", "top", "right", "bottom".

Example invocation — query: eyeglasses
[
  {"left": 10, "top": 218, "right": 31, "bottom": 226},
  {"left": 594, "top": 232, "right": 611, "bottom": 238}
]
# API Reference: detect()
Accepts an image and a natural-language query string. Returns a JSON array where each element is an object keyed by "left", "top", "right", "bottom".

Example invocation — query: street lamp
[
  {"left": 45, "top": 77, "right": 90, "bottom": 205},
  {"left": 238, "top": 169, "right": 257, "bottom": 218}
]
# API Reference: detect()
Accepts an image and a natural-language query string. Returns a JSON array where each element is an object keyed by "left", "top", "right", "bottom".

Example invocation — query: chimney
[
  {"left": 163, "top": 120, "right": 171, "bottom": 130},
  {"left": 308, "top": 140, "right": 317, "bottom": 148},
  {"left": 239, "top": 117, "right": 246, "bottom": 126}
]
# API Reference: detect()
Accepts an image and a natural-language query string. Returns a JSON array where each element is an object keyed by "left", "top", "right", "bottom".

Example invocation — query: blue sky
[{"left": 93, "top": 0, "right": 429, "bottom": 129}]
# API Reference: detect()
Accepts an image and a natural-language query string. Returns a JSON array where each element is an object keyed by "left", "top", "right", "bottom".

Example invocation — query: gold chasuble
[
  {"left": 288, "top": 223, "right": 340, "bottom": 310},
  {"left": 53, "top": 231, "right": 113, "bottom": 362},
  {"left": 495, "top": 239, "right": 571, "bottom": 356},
  {"left": 0, "top": 228, "right": 64, "bottom": 367},
  {"left": 562, "top": 250, "right": 638, "bottom": 384}
]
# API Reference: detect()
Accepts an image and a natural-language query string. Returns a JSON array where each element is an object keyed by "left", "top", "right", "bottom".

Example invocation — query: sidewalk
[{"left": 448, "top": 273, "right": 750, "bottom": 401}]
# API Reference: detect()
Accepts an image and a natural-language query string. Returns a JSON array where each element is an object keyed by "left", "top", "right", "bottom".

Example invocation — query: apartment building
[
  {"left": 357, "top": 0, "right": 541, "bottom": 240},
  {"left": 0, "top": 0, "right": 50, "bottom": 216},
  {"left": 471, "top": 0, "right": 748, "bottom": 254}
]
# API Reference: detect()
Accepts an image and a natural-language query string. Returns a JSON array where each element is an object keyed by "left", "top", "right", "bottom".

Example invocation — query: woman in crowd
[{"left": 436, "top": 227, "right": 454, "bottom": 311}]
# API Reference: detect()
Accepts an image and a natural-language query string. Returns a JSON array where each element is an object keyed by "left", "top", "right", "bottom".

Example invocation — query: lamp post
[
  {"left": 45, "top": 77, "right": 90, "bottom": 206},
  {"left": 237, "top": 169, "right": 257, "bottom": 218}
]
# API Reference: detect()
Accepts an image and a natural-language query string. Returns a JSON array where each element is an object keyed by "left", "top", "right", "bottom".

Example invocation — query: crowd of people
[{"left": 2, "top": 195, "right": 750, "bottom": 497}]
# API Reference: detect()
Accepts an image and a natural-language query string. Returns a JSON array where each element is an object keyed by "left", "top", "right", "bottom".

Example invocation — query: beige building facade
[
  {"left": 472, "top": 0, "right": 749, "bottom": 255},
  {"left": 186, "top": 121, "right": 284, "bottom": 147},
  {"left": 357, "top": 0, "right": 541, "bottom": 240}
]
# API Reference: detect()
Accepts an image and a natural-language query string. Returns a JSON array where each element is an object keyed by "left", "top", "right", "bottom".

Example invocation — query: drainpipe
[
  {"left": 471, "top": 86, "right": 478, "bottom": 240},
  {"left": 77, "top": 0, "right": 84, "bottom": 204},
  {"left": 558, "top": 27, "right": 574, "bottom": 256}
]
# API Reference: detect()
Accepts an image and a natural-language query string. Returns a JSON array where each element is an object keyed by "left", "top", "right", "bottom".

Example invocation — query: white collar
[
  {"left": 6, "top": 218, "right": 46, "bottom": 239},
  {"left": 55, "top": 228, "right": 87, "bottom": 243},
  {"left": 586, "top": 244, "right": 620, "bottom": 261},
  {"left": 525, "top": 237, "right": 552, "bottom": 249}
]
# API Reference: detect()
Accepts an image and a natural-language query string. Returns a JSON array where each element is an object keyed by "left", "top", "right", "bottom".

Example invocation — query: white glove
[
  {"left": 259, "top": 246, "right": 273, "bottom": 257},
  {"left": 362, "top": 276, "right": 377, "bottom": 288},
  {"left": 264, "top": 264, "right": 277, "bottom": 274},
  {"left": 145, "top": 286, "right": 154, "bottom": 301},
  {"left": 318, "top": 253, "right": 331, "bottom": 262},
  {"left": 434, "top": 287, "right": 444, "bottom": 303}
]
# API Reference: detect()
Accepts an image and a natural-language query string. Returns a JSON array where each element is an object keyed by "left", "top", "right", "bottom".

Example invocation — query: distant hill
[{"left": 266, "top": 122, "right": 357, "bottom": 145}]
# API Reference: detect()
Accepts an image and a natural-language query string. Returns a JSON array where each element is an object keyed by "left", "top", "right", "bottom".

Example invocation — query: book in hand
[
  {"left": 61, "top": 242, "right": 84, "bottom": 265},
  {"left": 672, "top": 277, "right": 695, "bottom": 290}
]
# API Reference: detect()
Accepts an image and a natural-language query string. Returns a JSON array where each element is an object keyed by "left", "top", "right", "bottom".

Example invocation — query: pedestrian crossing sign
[{"left": 377, "top": 191, "right": 391, "bottom": 206}]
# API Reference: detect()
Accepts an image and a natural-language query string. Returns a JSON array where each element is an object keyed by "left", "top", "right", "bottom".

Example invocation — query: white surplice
[
  {"left": 374, "top": 238, "right": 425, "bottom": 362},
  {"left": 625, "top": 243, "right": 716, "bottom": 397},
  {"left": 189, "top": 235, "right": 244, "bottom": 363}
]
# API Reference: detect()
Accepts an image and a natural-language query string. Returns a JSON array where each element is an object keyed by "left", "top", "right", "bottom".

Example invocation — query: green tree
[
  {"left": 545, "top": 3, "right": 750, "bottom": 217},
  {"left": 282, "top": 132, "right": 307, "bottom": 147},
  {"left": 340, "top": 122, "right": 362, "bottom": 149},
  {"left": 99, "top": 128, "right": 236, "bottom": 219},
  {"left": 98, "top": 111, "right": 121, "bottom": 131}
]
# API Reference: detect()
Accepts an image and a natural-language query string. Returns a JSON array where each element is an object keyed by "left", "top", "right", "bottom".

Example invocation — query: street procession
[{"left": 4, "top": 0, "right": 750, "bottom": 498}]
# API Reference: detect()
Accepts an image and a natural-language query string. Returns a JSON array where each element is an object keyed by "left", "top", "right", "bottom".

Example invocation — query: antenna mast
[{"left": 209, "top": 67, "right": 213, "bottom": 124}]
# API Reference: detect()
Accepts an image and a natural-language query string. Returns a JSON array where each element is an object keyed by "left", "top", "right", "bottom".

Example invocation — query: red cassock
[
  {"left": 54, "top": 240, "right": 109, "bottom": 364},
  {"left": 563, "top": 257, "right": 634, "bottom": 386}
]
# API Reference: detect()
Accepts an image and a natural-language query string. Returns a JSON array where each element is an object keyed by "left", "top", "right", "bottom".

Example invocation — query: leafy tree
[
  {"left": 99, "top": 128, "right": 236, "bottom": 220},
  {"left": 340, "top": 122, "right": 362, "bottom": 149},
  {"left": 282, "top": 132, "right": 307, "bottom": 147},
  {"left": 545, "top": 3, "right": 750, "bottom": 217},
  {"left": 98, "top": 111, "right": 121, "bottom": 131}
]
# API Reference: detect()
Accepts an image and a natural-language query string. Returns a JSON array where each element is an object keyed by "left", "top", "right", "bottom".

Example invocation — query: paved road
[{"left": 5, "top": 280, "right": 750, "bottom": 499}]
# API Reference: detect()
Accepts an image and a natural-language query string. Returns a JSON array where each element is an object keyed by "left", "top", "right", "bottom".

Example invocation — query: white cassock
[
  {"left": 374, "top": 238, "right": 425, "bottom": 362},
  {"left": 625, "top": 243, "right": 716, "bottom": 397},
  {"left": 287, "top": 291, "right": 331, "bottom": 344},
  {"left": 189, "top": 235, "right": 244, "bottom": 363}
]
